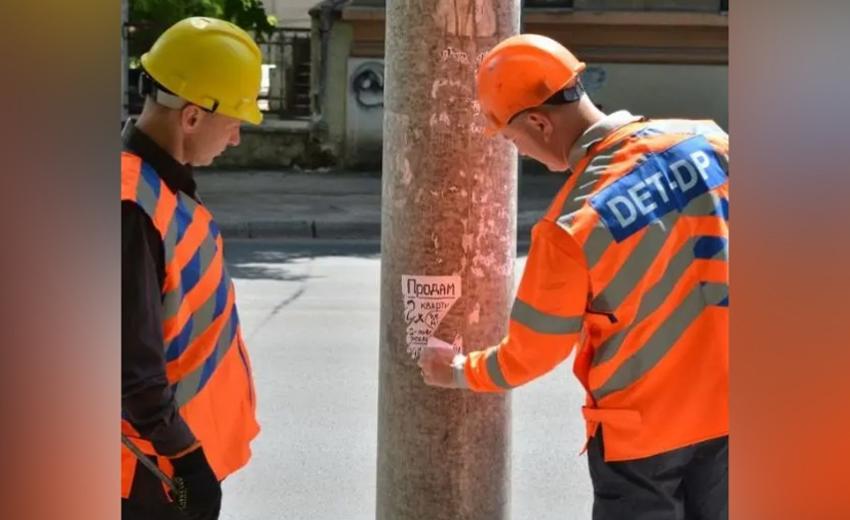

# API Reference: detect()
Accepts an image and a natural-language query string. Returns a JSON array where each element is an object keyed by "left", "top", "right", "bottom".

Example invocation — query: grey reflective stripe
[
  {"left": 716, "top": 149, "right": 729, "bottom": 176},
  {"left": 166, "top": 192, "right": 235, "bottom": 407},
  {"left": 590, "top": 191, "right": 720, "bottom": 313},
  {"left": 590, "top": 211, "right": 677, "bottom": 313},
  {"left": 132, "top": 172, "right": 181, "bottom": 306},
  {"left": 645, "top": 119, "right": 729, "bottom": 175},
  {"left": 182, "top": 277, "right": 223, "bottom": 344},
  {"left": 162, "top": 215, "right": 179, "bottom": 267},
  {"left": 557, "top": 139, "right": 635, "bottom": 228},
  {"left": 644, "top": 120, "right": 728, "bottom": 140},
  {"left": 592, "top": 232, "right": 728, "bottom": 366},
  {"left": 134, "top": 170, "right": 160, "bottom": 217},
  {"left": 581, "top": 224, "right": 614, "bottom": 272},
  {"left": 701, "top": 282, "right": 728, "bottom": 304},
  {"left": 553, "top": 204, "right": 615, "bottom": 272},
  {"left": 162, "top": 290, "right": 183, "bottom": 324},
  {"left": 130, "top": 167, "right": 179, "bottom": 266},
  {"left": 180, "top": 191, "right": 201, "bottom": 215},
  {"left": 162, "top": 232, "right": 219, "bottom": 323},
  {"left": 511, "top": 298, "right": 583, "bottom": 335},
  {"left": 485, "top": 348, "right": 512, "bottom": 390},
  {"left": 690, "top": 192, "right": 725, "bottom": 217},
  {"left": 592, "top": 282, "right": 728, "bottom": 401},
  {"left": 681, "top": 191, "right": 726, "bottom": 219},
  {"left": 173, "top": 309, "right": 236, "bottom": 407},
  {"left": 567, "top": 111, "right": 643, "bottom": 168}
]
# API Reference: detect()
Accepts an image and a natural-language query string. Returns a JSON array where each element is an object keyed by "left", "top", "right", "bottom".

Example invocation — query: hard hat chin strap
[
  {"left": 542, "top": 80, "right": 586, "bottom": 106},
  {"left": 138, "top": 71, "right": 220, "bottom": 114},
  {"left": 507, "top": 80, "right": 587, "bottom": 126},
  {"left": 152, "top": 87, "right": 189, "bottom": 111}
]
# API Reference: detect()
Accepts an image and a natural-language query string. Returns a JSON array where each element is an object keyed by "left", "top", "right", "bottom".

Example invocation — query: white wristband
[{"left": 451, "top": 354, "right": 469, "bottom": 389}]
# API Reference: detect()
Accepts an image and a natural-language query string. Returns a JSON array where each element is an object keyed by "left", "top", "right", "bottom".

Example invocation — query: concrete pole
[
  {"left": 121, "top": 0, "right": 128, "bottom": 123},
  {"left": 376, "top": 1, "right": 520, "bottom": 519}
]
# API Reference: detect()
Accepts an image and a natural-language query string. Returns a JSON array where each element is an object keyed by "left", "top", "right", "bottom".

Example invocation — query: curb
[{"left": 218, "top": 220, "right": 537, "bottom": 240}]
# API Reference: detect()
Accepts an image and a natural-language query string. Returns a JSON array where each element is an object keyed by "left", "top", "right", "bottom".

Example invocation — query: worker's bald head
[
  {"left": 136, "top": 96, "right": 242, "bottom": 167},
  {"left": 501, "top": 94, "right": 602, "bottom": 172}
]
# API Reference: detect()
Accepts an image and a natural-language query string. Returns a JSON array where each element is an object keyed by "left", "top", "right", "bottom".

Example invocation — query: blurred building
[
  {"left": 305, "top": 0, "right": 728, "bottom": 170},
  {"left": 169, "top": 0, "right": 728, "bottom": 170}
]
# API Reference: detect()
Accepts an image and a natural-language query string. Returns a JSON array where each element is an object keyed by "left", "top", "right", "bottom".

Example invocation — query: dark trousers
[
  {"left": 587, "top": 428, "right": 728, "bottom": 520},
  {"left": 122, "top": 456, "right": 220, "bottom": 520}
]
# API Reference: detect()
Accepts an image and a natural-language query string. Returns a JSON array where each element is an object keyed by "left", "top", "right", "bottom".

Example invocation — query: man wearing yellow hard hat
[{"left": 121, "top": 17, "right": 264, "bottom": 520}]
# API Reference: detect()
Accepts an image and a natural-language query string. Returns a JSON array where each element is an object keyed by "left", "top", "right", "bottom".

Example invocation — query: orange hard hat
[{"left": 477, "top": 34, "right": 586, "bottom": 134}]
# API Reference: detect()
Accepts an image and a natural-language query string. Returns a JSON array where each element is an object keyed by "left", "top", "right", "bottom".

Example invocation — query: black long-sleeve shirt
[{"left": 122, "top": 120, "right": 200, "bottom": 456}]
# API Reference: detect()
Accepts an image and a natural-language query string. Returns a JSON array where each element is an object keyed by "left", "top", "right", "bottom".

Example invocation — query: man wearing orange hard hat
[{"left": 420, "top": 34, "right": 729, "bottom": 520}]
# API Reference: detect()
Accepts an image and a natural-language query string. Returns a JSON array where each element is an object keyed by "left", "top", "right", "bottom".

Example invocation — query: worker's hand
[
  {"left": 418, "top": 340, "right": 467, "bottom": 389},
  {"left": 169, "top": 444, "right": 222, "bottom": 519}
]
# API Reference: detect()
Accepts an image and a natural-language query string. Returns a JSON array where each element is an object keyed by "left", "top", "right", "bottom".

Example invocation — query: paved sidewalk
[{"left": 196, "top": 169, "right": 568, "bottom": 240}]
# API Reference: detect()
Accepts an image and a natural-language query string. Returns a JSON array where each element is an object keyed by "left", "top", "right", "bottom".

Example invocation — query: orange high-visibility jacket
[
  {"left": 463, "top": 111, "right": 729, "bottom": 462},
  {"left": 120, "top": 151, "right": 260, "bottom": 497}
]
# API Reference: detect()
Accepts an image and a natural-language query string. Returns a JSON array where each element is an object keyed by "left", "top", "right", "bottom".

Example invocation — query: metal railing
[{"left": 257, "top": 28, "right": 312, "bottom": 119}]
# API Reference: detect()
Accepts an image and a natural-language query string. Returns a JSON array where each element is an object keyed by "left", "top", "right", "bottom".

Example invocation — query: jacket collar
[
  {"left": 121, "top": 119, "right": 198, "bottom": 199},
  {"left": 568, "top": 110, "right": 644, "bottom": 169}
]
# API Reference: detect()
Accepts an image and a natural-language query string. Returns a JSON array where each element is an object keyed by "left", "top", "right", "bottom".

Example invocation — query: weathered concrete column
[{"left": 376, "top": 1, "right": 520, "bottom": 519}]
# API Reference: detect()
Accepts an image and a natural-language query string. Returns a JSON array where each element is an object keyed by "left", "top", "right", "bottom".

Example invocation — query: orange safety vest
[
  {"left": 464, "top": 117, "right": 729, "bottom": 462},
  {"left": 120, "top": 151, "right": 260, "bottom": 498}
]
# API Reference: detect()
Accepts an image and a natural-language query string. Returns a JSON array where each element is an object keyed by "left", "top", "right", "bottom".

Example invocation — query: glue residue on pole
[{"left": 401, "top": 274, "right": 462, "bottom": 358}]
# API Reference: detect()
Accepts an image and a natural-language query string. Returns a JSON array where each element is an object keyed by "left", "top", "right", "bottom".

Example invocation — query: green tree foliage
[{"left": 128, "top": 0, "right": 277, "bottom": 64}]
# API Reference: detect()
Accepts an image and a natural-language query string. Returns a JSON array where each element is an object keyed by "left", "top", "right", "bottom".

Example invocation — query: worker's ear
[
  {"left": 524, "top": 111, "right": 554, "bottom": 142},
  {"left": 180, "top": 105, "right": 206, "bottom": 134}
]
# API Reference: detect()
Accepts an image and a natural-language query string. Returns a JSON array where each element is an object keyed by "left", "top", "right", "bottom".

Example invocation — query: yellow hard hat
[{"left": 140, "top": 17, "right": 264, "bottom": 125}]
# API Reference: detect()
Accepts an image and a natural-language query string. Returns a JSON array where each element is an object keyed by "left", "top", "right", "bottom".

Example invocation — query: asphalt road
[{"left": 219, "top": 239, "right": 593, "bottom": 520}]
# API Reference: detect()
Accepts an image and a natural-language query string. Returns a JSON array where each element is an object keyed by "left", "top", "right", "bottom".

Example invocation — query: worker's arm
[
  {"left": 461, "top": 221, "right": 589, "bottom": 392},
  {"left": 122, "top": 201, "right": 197, "bottom": 456}
]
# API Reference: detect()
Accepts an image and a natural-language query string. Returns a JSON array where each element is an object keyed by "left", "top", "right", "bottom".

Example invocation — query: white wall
[
  {"left": 583, "top": 63, "right": 728, "bottom": 130},
  {"left": 345, "top": 58, "right": 386, "bottom": 165},
  {"left": 343, "top": 59, "right": 729, "bottom": 165}
]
